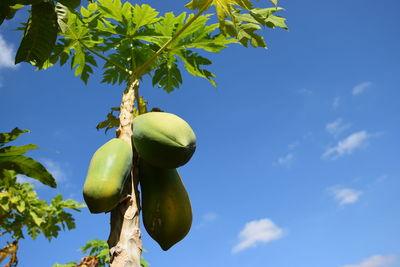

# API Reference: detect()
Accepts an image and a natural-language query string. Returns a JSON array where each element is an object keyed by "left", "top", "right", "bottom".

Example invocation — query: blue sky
[{"left": 1, "top": 0, "right": 400, "bottom": 267}]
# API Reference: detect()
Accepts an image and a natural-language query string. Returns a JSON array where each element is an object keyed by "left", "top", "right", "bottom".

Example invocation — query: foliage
[
  {"left": 53, "top": 239, "right": 150, "bottom": 267},
  {"left": 43, "top": 0, "right": 236, "bottom": 88},
  {"left": 2, "top": 0, "right": 287, "bottom": 89},
  {"left": 0, "top": 0, "right": 288, "bottom": 265},
  {"left": 0, "top": 128, "right": 56, "bottom": 188},
  {"left": 0, "top": 174, "right": 84, "bottom": 240},
  {"left": 0, "top": 128, "right": 85, "bottom": 266},
  {"left": 1, "top": 0, "right": 81, "bottom": 66},
  {"left": 185, "top": 0, "right": 288, "bottom": 47}
]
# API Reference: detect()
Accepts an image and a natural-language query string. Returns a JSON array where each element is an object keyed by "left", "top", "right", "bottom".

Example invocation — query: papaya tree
[
  {"left": 0, "top": 128, "right": 85, "bottom": 266},
  {"left": 4, "top": 0, "right": 288, "bottom": 266}
]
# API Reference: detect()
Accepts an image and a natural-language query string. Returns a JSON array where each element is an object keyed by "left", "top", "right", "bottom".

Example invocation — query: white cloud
[
  {"left": 274, "top": 153, "right": 294, "bottom": 167},
  {"left": 326, "top": 118, "right": 351, "bottom": 137},
  {"left": 0, "top": 34, "right": 17, "bottom": 69},
  {"left": 322, "top": 131, "right": 369, "bottom": 159},
  {"left": 195, "top": 212, "right": 218, "bottom": 229},
  {"left": 16, "top": 175, "right": 42, "bottom": 187},
  {"left": 352, "top": 81, "right": 372, "bottom": 96},
  {"left": 16, "top": 159, "right": 68, "bottom": 187},
  {"left": 202, "top": 212, "right": 217, "bottom": 222},
  {"left": 232, "top": 218, "right": 283, "bottom": 253},
  {"left": 331, "top": 187, "right": 363, "bottom": 205},
  {"left": 332, "top": 96, "right": 341, "bottom": 109},
  {"left": 41, "top": 159, "right": 67, "bottom": 183},
  {"left": 340, "top": 255, "right": 396, "bottom": 267}
]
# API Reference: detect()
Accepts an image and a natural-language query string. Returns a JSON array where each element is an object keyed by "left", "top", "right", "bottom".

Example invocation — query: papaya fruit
[
  {"left": 132, "top": 112, "right": 196, "bottom": 168},
  {"left": 139, "top": 160, "right": 192, "bottom": 250},
  {"left": 83, "top": 138, "right": 132, "bottom": 214}
]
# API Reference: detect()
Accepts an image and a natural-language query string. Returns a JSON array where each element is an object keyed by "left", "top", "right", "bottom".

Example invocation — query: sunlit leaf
[
  {"left": 0, "top": 128, "right": 28, "bottom": 146},
  {"left": 0, "top": 144, "right": 37, "bottom": 156},
  {"left": 0, "top": 155, "right": 56, "bottom": 188}
]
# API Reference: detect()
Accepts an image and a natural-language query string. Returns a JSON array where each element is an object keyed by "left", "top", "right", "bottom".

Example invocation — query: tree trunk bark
[{"left": 108, "top": 79, "right": 142, "bottom": 267}]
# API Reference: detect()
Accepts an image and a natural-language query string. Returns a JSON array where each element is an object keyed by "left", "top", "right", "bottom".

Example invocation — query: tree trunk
[{"left": 108, "top": 79, "right": 142, "bottom": 267}]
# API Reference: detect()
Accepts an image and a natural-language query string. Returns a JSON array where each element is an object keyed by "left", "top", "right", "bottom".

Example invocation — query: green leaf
[
  {"left": 0, "top": 128, "right": 29, "bottom": 146},
  {"left": 15, "top": 2, "right": 58, "bottom": 66},
  {"left": 152, "top": 59, "right": 182, "bottom": 93},
  {"left": 0, "top": 144, "right": 37, "bottom": 156},
  {"left": 96, "top": 107, "right": 120, "bottom": 133},
  {"left": 130, "top": 4, "right": 160, "bottom": 34},
  {"left": 16, "top": 201, "right": 26, "bottom": 213},
  {"left": 30, "top": 210, "right": 44, "bottom": 226},
  {"left": 177, "top": 50, "right": 216, "bottom": 86},
  {"left": 0, "top": 155, "right": 56, "bottom": 188},
  {"left": 97, "top": 0, "right": 123, "bottom": 22},
  {"left": 185, "top": 0, "right": 211, "bottom": 10},
  {"left": 250, "top": 7, "right": 288, "bottom": 29},
  {"left": 270, "top": 0, "right": 278, "bottom": 6}
]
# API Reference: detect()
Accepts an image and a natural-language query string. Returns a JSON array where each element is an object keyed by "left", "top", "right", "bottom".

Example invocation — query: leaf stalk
[{"left": 133, "top": 0, "right": 213, "bottom": 78}]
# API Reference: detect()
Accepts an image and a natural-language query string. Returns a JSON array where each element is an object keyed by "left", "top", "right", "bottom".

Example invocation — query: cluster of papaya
[
  {"left": 82, "top": 112, "right": 196, "bottom": 251},
  {"left": 133, "top": 112, "right": 196, "bottom": 251}
]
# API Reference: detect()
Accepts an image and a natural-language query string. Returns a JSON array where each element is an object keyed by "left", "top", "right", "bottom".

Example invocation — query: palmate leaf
[
  {"left": 185, "top": 0, "right": 252, "bottom": 23},
  {"left": 152, "top": 57, "right": 182, "bottom": 93},
  {"left": 128, "top": 4, "right": 160, "bottom": 35},
  {"left": 222, "top": 7, "right": 288, "bottom": 48},
  {"left": 15, "top": 2, "right": 58, "bottom": 66},
  {"left": 176, "top": 50, "right": 215, "bottom": 86},
  {"left": 185, "top": 0, "right": 287, "bottom": 48},
  {"left": 0, "top": 155, "right": 56, "bottom": 188},
  {"left": 96, "top": 107, "right": 120, "bottom": 133},
  {"left": 70, "top": 44, "right": 98, "bottom": 84}
]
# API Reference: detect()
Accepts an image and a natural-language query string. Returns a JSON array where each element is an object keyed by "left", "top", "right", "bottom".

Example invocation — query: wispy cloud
[
  {"left": 0, "top": 34, "right": 17, "bottom": 69},
  {"left": 322, "top": 131, "right": 369, "bottom": 159},
  {"left": 196, "top": 211, "right": 218, "bottom": 229},
  {"left": 352, "top": 81, "right": 372, "bottom": 96},
  {"left": 340, "top": 255, "right": 396, "bottom": 267},
  {"left": 288, "top": 141, "right": 300, "bottom": 150},
  {"left": 331, "top": 187, "right": 363, "bottom": 206},
  {"left": 17, "top": 159, "right": 68, "bottom": 187},
  {"left": 232, "top": 218, "right": 283, "bottom": 253},
  {"left": 274, "top": 153, "right": 294, "bottom": 167},
  {"left": 42, "top": 159, "right": 67, "bottom": 183},
  {"left": 332, "top": 96, "right": 341, "bottom": 109},
  {"left": 326, "top": 118, "right": 351, "bottom": 137},
  {"left": 299, "top": 88, "right": 312, "bottom": 95},
  {"left": 16, "top": 175, "right": 43, "bottom": 187}
]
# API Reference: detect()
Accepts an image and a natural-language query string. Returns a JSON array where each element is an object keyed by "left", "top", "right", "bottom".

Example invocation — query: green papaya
[
  {"left": 132, "top": 112, "right": 196, "bottom": 168},
  {"left": 139, "top": 160, "right": 192, "bottom": 250},
  {"left": 83, "top": 138, "right": 132, "bottom": 214}
]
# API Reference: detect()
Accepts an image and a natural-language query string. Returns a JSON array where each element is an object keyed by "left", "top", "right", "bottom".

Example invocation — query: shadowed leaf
[
  {"left": 0, "top": 155, "right": 56, "bottom": 188},
  {"left": 15, "top": 2, "right": 58, "bottom": 66}
]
